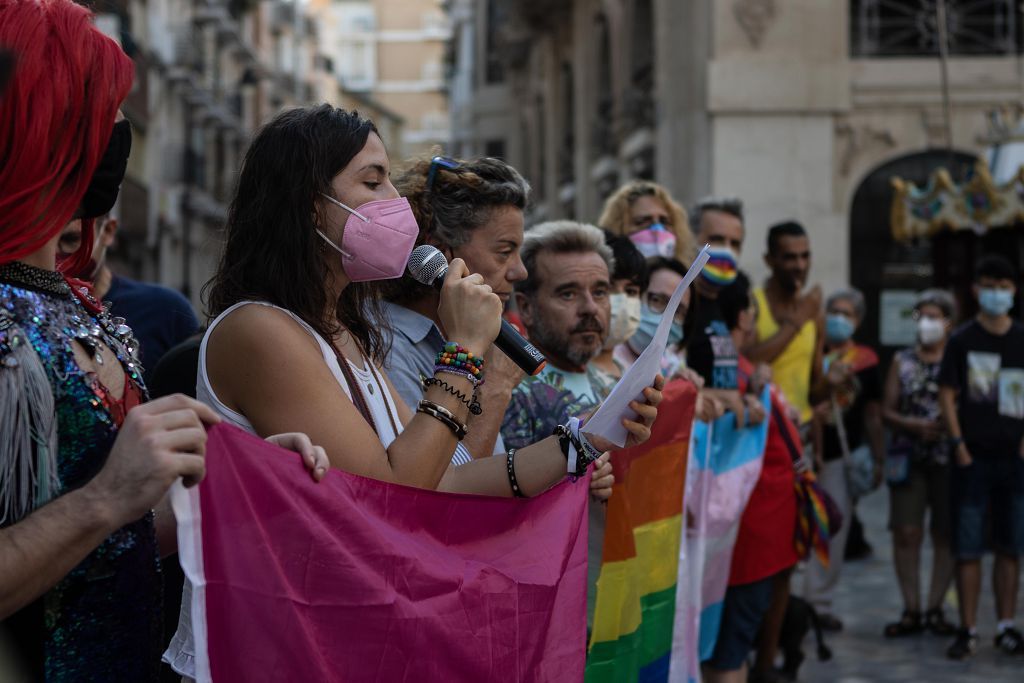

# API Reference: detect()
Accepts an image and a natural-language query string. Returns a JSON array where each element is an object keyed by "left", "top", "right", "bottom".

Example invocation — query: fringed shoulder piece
[{"left": 0, "top": 308, "right": 59, "bottom": 526}]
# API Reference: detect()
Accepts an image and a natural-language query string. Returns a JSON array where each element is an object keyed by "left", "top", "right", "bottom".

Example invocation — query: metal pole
[{"left": 936, "top": 0, "right": 955, "bottom": 168}]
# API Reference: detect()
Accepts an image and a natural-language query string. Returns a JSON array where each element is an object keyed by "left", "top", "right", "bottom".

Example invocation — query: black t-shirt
[
  {"left": 938, "top": 319, "right": 1024, "bottom": 455},
  {"left": 107, "top": 275, "right": 200, "bottom": 382},
  {"left": 686, "top": 295, "right": 739, "bottom": 390},
  {"left": 822, "top": 352, "right": 882, "bottom": 462}
]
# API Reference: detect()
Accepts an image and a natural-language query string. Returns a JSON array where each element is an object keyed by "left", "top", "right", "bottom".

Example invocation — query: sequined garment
[{"left": 0, "top": 265, "right": 161, "bottom": 682}]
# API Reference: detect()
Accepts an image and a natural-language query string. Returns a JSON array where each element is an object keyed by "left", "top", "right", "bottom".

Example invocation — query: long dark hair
[{"left": 205, "top": 105, "right": 388, "bottom": 362}]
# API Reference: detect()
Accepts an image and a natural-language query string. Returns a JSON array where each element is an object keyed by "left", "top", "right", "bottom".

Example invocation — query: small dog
[{"left": 777, "top": 595, "right": 832, "bottom": 681}]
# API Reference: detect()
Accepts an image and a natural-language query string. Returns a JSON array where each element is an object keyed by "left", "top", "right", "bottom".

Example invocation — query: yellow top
[{"left": 753, "top": 287, "right": 817, "bottom": 424}]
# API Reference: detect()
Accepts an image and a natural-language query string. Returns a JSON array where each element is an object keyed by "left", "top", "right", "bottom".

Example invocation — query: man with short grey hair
[
  {"left": 501, "top": 220, "right": 616, "bottom": 635},
  {"left": 501, "top": 219, "right": 615, "bottom": 448}
]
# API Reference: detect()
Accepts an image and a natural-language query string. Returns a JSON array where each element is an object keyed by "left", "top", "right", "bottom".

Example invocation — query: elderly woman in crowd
[
  {"left": 882, "top": 289, "right": 957, "bottom": 637},
  {"left": 804, "top": 287, "right": 885, "bottom": 632}
]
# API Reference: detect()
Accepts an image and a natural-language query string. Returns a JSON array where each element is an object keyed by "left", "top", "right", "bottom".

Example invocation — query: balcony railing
[{"left": 852, "top": 0, "right": 1022, "bottom": 57}]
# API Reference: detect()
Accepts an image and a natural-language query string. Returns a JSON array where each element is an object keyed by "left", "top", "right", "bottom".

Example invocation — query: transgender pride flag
[
  {"left": 172, "top": 424, "right": 589, "bottom": 682},
  {"left": 669, "top": 388, "right": 770, "bottom": 682}
]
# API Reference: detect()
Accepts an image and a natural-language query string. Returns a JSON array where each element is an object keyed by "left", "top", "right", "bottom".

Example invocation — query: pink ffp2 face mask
[{"left": 317, "top": 194, "right": 421, "bottom": 282}]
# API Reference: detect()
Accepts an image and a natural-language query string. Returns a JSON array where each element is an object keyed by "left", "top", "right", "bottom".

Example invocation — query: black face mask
[{"left": 79, "top": 120, "right": 132, "bottom": 219}]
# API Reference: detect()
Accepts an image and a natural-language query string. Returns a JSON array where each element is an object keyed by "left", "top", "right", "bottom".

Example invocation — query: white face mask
[
  {"left": 917, "top": 316, "right": 946, "bottom": 345},
  {"left": 604, "top": 293, "right": 642, "bottom": 350}
]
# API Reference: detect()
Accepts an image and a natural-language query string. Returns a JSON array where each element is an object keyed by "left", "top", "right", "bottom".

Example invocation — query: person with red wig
[{"left": 0, "top": 2, "right": 327, "bottom": 679}]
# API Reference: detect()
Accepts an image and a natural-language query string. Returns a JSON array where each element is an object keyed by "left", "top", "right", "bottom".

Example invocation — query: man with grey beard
[
  {"left": 500, "top": 220, "right": 616, "bottom": 637},
  {"left": 500, "top": 220, "right": 615, "bottom": 450}
]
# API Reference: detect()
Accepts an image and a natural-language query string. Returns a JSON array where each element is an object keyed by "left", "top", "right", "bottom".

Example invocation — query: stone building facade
[
  {"left": 319, "top": 0, "right": 451, "bottom": 160},
  {"left": 93, "top": 0, "right": 330, "bottom": 306},
  {"left": 448, "top": 0, "right": 1024, "bottom": 344}
]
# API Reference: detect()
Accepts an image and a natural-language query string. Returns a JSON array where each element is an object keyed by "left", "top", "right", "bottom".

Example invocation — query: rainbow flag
[
  {"left": 172, "top": 424, "right": 589, "bottom": 682},
  {"left": 585, "top": 381, "right": 697, "bottom": 682},
  {"left": 670, "top": 388, "right": 771, "bottom": 682}
]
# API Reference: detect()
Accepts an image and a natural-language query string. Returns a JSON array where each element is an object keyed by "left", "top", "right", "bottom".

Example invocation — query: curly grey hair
[{"left": 385, "top": 156, "right": 531, "bottom": 305}]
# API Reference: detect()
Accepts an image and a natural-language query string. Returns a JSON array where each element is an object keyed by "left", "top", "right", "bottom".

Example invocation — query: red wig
[{"left": 0, "top": 0, "right": 134, "bottom": 270}]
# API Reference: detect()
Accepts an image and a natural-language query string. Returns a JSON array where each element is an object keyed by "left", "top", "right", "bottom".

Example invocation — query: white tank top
[
  {"left": 165, "top": 301, "right": 409, "bottom": 678},
  {"left": 196, "top": 300, "right": 402, "bottom": 447}
]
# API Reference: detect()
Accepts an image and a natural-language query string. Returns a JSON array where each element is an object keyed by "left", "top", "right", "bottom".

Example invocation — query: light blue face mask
[
  {"left": 825, "top": 313, "right": 855, "bottom": 344},
  {"left": 628, "top": 302, "right": 684, "bottom": 353},
  {"left": 978, "top": 287, "right": 1015, "bottom": 316}
]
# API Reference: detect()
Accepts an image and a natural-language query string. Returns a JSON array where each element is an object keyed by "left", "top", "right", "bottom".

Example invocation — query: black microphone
[{"left": 407, "top": 245, "right": 547, "bottom": 376}]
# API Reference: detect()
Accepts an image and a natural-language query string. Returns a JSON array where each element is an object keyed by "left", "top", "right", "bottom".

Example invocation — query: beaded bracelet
[
  {"left": 434, "top": 365, "right": 483, "bottom": 388},
  {"left": 435, "top": 342, "right": 484, "bottom": 378},
  {"left": 417, "top": 399, "right": 468, "bottom": 440},
  {"left": 506, "top": 448, "right": 526, "bottom": 498}
]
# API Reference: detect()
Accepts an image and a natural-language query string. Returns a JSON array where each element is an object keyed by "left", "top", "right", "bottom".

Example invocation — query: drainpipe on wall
[{"left": 182, "top": 100, "right": 193, "bottom": 301}]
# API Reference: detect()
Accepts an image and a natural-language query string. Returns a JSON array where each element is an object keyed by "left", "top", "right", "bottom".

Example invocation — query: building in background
[
  {"left": 319, "top": 0, "right": 450, "bottom": 160},
  {"left": 91, "top": 0, "right": 404, "bottom": 310},
  {"left": 447, "top": 0, "right": 1024, "bottom": 350}
]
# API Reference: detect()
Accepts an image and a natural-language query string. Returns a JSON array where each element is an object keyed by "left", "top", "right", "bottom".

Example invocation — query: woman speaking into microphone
[{"left": 164, "top": 105, "right": 664, "bottom": 678}]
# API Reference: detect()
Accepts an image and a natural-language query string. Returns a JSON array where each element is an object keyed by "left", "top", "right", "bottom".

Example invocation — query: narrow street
[{"left": 799, "top": 486, "right": 1023, "bottom": 682}]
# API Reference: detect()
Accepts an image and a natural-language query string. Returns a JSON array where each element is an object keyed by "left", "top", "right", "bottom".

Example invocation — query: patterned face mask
[{"left": 629, "top": 224, "right": 676, "bottom": 259}]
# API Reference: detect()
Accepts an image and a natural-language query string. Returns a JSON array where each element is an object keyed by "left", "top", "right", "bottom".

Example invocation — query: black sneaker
[
  {"left": 947, "top": 629, "right": 978, "bottom": 660},
  {"left": 995, "top": 626, "right": 1024, "bottom": 654}
]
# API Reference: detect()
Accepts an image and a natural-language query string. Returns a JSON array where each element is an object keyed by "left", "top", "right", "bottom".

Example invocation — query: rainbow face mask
[{"left": 699, "top": 246, "right": 739, "bottom": 287}]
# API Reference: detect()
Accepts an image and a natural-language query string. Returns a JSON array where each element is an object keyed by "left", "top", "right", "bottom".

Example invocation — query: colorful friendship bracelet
[{"left": 433, "top": 365, "right": 483, "bottom": 387}]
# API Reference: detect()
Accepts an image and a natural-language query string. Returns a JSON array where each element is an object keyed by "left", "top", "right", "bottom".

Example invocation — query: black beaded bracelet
[{"left": 506, "top": 448, "right": 526, "bottom": 498}]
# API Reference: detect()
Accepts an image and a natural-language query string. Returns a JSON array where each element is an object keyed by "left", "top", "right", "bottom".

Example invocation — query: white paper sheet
[{"left": 583, "top": 244, "right": 711, "bottom": 448}]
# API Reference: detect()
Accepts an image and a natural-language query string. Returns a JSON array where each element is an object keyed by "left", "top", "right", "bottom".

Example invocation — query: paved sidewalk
[{"left": 798, "top": 486, "right": 1023, "bottom": 682}]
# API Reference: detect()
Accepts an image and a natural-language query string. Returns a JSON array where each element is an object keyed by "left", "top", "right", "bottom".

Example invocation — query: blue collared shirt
[{"left": 382, "top": 301, "right": 495, "bottom": 464}]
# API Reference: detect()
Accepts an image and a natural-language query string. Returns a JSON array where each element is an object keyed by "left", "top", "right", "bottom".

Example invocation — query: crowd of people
[{"left": 1, "top": 2, "right": 1023, "bottom": 682}]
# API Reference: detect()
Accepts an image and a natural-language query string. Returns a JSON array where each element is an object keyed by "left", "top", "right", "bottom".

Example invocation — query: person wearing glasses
[
  {"left": 615, "top": 257, "right": 690, "bottom": 377},
  {"left": 610, "top": 256, "right": 724, "bottom": 424},
  {"left": 597, "top": 180, "right": 696, "bottom": 263},
  {"left": 381, "top": 156, "right": 531, "bottom": 461},
  {"left": 163, "top": 108, "right": 664, "bottom": 679}
]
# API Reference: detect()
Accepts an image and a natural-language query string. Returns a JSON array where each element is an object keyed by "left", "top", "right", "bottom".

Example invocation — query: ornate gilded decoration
[{"left": 889, "top": 161, "right": 1024, "bottom": 242}]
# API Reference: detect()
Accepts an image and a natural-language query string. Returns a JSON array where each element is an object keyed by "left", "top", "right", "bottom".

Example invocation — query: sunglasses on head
[{"left": 425, "top": 156, "right": 461, "bottom": 192}]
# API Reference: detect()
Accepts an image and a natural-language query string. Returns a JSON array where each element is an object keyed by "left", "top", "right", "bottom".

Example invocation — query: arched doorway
[{"left": 849, "top": 151, "right": 978, "bottom": 354}]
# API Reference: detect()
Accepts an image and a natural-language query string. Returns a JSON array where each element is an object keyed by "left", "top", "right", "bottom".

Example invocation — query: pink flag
[{"left": 173, "top": 424, "right": 589, "bottom": 682}]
